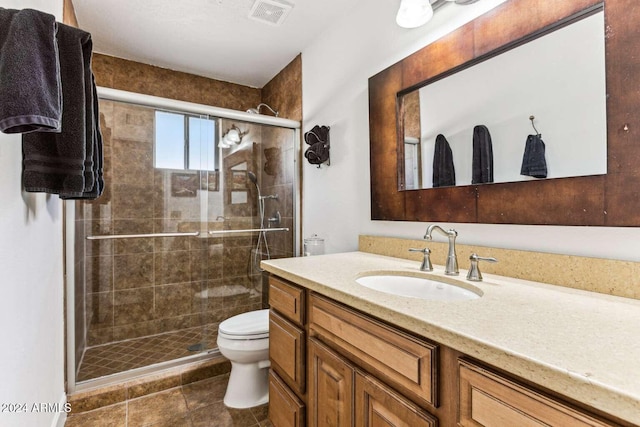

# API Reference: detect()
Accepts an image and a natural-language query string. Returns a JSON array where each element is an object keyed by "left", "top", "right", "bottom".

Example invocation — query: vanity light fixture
[
  {"left": 396, "top": 0, "right": 480, "bottom": 29},
  {"left": 445, "top": 0, "right": 480, "bottom": 4},
  {"left": 396, "top": 0, "right": 434, "bottom": 28},
  {"left": 219, "top": 124, "right": 248, "bottom": 148}
]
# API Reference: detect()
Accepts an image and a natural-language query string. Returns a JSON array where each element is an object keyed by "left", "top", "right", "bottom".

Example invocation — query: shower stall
[{"left": 65, "top": 88, "right": 300, "bottom": 391}]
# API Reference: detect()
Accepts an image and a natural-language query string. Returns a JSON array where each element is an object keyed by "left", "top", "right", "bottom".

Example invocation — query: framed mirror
[
  {"left": 368, "top": 0, "right": 640, "bottom": 226},
  {"left": 401, "top": 10, "right": 606, "bottom": 190}
]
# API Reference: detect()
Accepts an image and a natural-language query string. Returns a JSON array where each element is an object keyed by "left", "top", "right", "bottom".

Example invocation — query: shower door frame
[{"left": 65, "top": 87, "right": 301, "bottom": 393}]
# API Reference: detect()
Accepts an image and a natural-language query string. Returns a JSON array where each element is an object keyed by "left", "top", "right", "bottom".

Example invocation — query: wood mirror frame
[{"left": 369, "top": 0, "right": 640, "bottom": 226}]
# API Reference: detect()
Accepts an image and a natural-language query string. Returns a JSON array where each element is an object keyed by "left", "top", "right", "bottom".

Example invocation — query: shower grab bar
[
  {"left": 86, "top": 228, "right": 289, "bottom": 240},
  {"left": 208, "top": 227, "right": 289, "bottom": 235},
  {"left": 87, "top": 232, "right": 201, "bottom": 240}
]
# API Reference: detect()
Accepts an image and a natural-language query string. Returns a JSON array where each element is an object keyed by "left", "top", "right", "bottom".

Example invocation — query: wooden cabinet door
[
  {"left": 270, "top": 309, "right": 306, "bottom": 394},
  {"left": 269, "top": 371, "right": 305, "bottom": 427},
  {"left": 355, "top": 372, "right": 437, "bottom": 427},
  {"left": 308, "top": 338, "right": 355, "bottom": 427}
]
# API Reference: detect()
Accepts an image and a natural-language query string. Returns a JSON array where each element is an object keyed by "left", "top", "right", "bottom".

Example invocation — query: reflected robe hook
[{"left": 529, "top": 115, "right": 540, "bottom": 135}]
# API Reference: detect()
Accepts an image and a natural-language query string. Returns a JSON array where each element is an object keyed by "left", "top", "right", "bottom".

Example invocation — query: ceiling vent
[{"left": 248, "top": 0, "right": 293, "bottom": 26}]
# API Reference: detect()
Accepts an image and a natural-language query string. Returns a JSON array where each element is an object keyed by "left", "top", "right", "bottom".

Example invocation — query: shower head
[
  {"left": 247, "top": 171, "right": 258, "bottom": 185},
  {"left": 246, "top": 103, "right": 279, "bottom": 117}
]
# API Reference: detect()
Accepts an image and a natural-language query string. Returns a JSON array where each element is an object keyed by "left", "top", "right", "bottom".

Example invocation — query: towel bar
[
  {"left": 87, "top": 232, "right": 200, "bottom": 240},
  {"left": 86, "top": 228, "right": 289, "bottom": 240},
  {"left": 208, "top": 227, "right": 289, "bottom": 235}
]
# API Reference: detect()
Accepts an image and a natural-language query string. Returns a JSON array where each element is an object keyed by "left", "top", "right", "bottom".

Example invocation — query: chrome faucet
[{"left": 424, "top": 224, "right": 459, "bottom": 275}]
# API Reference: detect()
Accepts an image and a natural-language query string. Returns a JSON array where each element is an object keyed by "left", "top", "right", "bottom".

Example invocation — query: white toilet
[{"left": 217, "top": 309, "right": 270, "bottom": 408}]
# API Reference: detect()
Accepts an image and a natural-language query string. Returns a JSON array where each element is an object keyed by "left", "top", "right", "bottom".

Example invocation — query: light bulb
[
  {"left": 226, "top": 128, "right": 241, "bottom": 144},
  {"left": 396, "top": 0, "right": 433, "bottom": 28}
]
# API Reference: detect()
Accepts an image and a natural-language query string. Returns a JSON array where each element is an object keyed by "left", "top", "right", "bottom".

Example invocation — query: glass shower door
[
  {"left": 76, "top": 102, "right": 216, "bottom": 382},
  {"left": 71, "top": 96, "right": 298, "bottom": 387}
]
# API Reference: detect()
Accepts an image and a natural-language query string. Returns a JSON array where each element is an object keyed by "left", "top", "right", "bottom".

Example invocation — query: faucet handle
[
  {"left": 409, "top": 248, "right": 433, "bottom": 271},
  {"left": 466, "top": 253, "right": 497, "bottom": 281}
]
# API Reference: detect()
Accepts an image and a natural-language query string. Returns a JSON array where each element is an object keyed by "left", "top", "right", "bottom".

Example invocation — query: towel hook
[{"left": 529, "top": 115, "right": 540, "bottom": 135}]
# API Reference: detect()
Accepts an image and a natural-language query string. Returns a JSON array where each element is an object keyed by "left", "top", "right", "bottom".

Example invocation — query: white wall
[
  {"left": 0, "top": 2, "right": 66, "bottom": 426},
  {"left": 301, "top": 0, "right": 640, "bottom": 262}
]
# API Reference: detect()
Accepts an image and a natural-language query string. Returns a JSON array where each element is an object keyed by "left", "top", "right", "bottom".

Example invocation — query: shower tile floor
[
  {"left": 78, "top": 326, "right": 218, "bottom": 382},
  {"left": 65, "top": 374, "right": 272, "bottom": 427}
]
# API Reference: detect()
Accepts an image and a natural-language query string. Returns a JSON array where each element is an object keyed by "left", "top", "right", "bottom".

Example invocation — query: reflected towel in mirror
[
  {"left": 432, "top": 134, "right": 456, "bottom": 187},
  {"left": 520, "top": 134, "right": 547, "bottom": 178},
  {"left": 472, "top": 125, "right": 494, "bottom": 184}
]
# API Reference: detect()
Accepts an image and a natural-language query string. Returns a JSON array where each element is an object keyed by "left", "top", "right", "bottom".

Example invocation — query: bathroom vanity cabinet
[{"left": 267, "top": 273, "right": 628, "bottom": 427}]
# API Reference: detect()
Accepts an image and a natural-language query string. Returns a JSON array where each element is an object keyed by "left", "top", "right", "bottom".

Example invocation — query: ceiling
[{"left": 73, "top": 0, "right": 363, "bottom": 88}]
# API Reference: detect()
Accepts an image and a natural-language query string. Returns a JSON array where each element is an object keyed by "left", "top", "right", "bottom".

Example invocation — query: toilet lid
[{"left": 219, "top": 309, "right": 269, "bottom": 338}]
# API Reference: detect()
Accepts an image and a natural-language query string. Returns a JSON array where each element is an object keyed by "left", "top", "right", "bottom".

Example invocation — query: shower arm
[
  {"left": 248, "top": 103, "right": 279, "bottom": 117},
  {"left": 258, "top": 103, "right": 278, "bottom": 117}
]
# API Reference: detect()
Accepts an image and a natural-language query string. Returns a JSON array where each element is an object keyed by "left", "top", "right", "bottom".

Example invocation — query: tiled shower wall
[
  {"left": 91, "top": 54, "right": 262, "bottom": 112},
  {"left": 261, "top": 55, "right": 301, "bottom": 261},
  {"left": 260, "top": 126, "right": 296, "bottom": 260}
]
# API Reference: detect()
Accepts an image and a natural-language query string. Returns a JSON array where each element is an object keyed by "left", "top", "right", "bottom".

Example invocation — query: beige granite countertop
[{"left": 262, "top": 251, "right": 640, "bottom": 425}]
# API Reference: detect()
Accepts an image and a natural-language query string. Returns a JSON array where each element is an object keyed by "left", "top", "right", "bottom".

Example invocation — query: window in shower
[{"left": 154, "top": 111, "right": 218, "bottom": 171}]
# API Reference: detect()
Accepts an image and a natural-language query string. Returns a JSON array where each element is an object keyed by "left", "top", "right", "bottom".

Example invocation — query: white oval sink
[{"left": 356, "top": 274, "right": 481, "bottom": 301}]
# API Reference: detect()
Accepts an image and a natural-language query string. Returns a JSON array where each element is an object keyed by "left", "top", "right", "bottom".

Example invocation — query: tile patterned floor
[
  {"left": 65, "top": 374, "right": 272, "bottom": 427},
  {"left": 78, "top": 327, "right": 217, "bottom": 382}
]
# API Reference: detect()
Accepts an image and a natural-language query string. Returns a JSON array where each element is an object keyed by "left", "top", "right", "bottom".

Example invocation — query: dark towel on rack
[
  {"left": 304, "top": 125, "right": 330, "bottom": 166},
  {"left": 0, "top": 8, "right": 62, "bottom": 134},
  {"left": 472, "top": 125, "right": 494, "bottom": 184},
  {"left": 62, "top": 77, "right": 103, "bottom": 199},
  {"left": 22, "top": 24, "right": 103, "bottom": 200},
  {"left": 432, "top": 134, "right": 456, "bottom": 187},
  {"left": 520, "top": 134, "right": 547, "bottom": 178}
]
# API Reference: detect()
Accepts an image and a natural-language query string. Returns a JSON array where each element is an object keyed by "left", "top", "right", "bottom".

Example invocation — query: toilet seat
[{"left": 218, "top": 309, "right": 269, "bottom": 340}]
